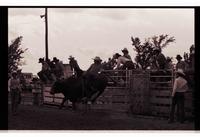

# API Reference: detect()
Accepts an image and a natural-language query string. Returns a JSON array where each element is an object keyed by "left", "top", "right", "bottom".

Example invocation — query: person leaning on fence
[
  {"left": 153, "top": 47, "right": 166, "bottom": 70},
  {"left": 84, "top": 56, "right": 103, "bottom": 89},
  {"left": 37, "top": 58, "right": 51, "bottom": 83},
  {"left": 10, "top": 71, "right": 22, "bottom": 116},
  {"left": 176, "top": 55, "right": 187, "bottom": 71},
  {"left": 168, "top": 69, "right": 189, "bottom": 123},
  {"left": 121, "top": 48, "right": 132, "bottom": 60},
  {"left": 165, "top": 57, "right": 173, "bottom": 69},
  {"left": 113, "top": 53, "right": 135, "bottom": 70},
  {"left": 68, "top": 55, "right": 83, "bottom": 78},
  {"left": 53, "top": 57, "right": 65, "bottom": 80}
]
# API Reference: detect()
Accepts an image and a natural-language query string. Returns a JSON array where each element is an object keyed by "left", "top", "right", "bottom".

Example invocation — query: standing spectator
[
  {"left": 53, "top": 57, "right": 65, "bottom": 80},
  {"left": 10, "top": 71, "right": 21, "bottom": 115},
  {"left": 121, "top": 48, "right": 132, "bottom": 60},
  {"left": 168, "top": 69, "right": 188, "bottom": 123},
  {"left": 31, "top": 78, "right": 42, "bottom": 106},
  {"left": 176, "top": 55, "right": 187, "bottom": 71}
]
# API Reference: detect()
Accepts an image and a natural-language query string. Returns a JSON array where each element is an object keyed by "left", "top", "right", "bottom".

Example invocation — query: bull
[{"left": 50, "top": 73, "right": 108, "bottom": 110}]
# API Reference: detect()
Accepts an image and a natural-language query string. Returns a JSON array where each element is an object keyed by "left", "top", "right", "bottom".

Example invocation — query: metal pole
[{"left": 45, "top": 8, "right": 49, "bottom": 61}]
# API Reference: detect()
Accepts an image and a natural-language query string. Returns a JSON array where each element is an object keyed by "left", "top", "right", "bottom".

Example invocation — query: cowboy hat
[
  {"left": 93, "top": 56, "right": 102, "bottom": 61},
  {"left": 121, "top": 48, "right": 128, "bottom": 52},
  {"left": 176, "top": 69, "right": 185, "bottom": 76},
  {"left": 176, "top": 55, "right": 182, "bottom": 60},
  {"left": 38, "top": 58, "right": 44, "bottom": 63},
  {"left": 53, "top": 57, "right": 59, "bottom": 62},
  {"left": 68, "top": 55, "right": 74, "bottom": 60}
]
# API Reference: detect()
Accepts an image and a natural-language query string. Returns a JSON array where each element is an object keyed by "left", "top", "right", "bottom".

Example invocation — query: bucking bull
[{"left": 50, "top": 73, "right": 108, "bottom": 110}]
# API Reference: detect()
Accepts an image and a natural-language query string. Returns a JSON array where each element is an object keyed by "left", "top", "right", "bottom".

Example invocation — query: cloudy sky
[{"left": 8, "top": 8, "right": 194, "bottom": 75}]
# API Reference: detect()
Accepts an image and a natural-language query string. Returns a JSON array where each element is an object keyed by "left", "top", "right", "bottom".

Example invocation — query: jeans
[
  {"left": 169, "top": 92, "right": 185, "bottom": 122},
  {"left": 10, "top": 89, "right": 20, "bottom": 114}
]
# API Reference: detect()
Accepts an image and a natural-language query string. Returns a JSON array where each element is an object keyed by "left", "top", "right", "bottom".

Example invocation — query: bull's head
[{"left": 50, "top": 81, "right": 61, "bottom": 95}]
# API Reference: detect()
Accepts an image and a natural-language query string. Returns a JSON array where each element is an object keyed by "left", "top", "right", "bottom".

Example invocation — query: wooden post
[{"left": 45, "top": 8, "right": 49, "bottom": 61}]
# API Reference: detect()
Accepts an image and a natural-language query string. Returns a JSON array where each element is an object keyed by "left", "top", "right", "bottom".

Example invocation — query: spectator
[
  {"left": 189, "top": 45, "right": 195, "bottom": 70},
  {"left": 113, "top": 53, "right": 135, "bottom": 70},
  {"left": 10, "top": 71, "right": 22, "bottom": 115},
  {"left": 37, "top": 58, "right": 51, "bottom": 83},
  {"left": 176, "top": 55, "right": 187, "bottom": 71},
  {"left": 165, "top": 57, "right": 173, "bottom": 69},
  {"left": 168, "top": 69, "right": 188, "bottom": 123},
  {"left": 31, "top": 78, "right": 42, "bottom": 106},
  {"left": 83, "top": 56, "right": 104, "bottom": 94},
  {"left": 121, "top": 48, "right": 132, "bottom": 60},
  {"left": 53, "top": 57, "right": 65, "bottom": 80},
  {"left": 86, "top": 56, "right": 103, "bottom": 76},
  {"left": 153, "top": 47, "right": 166, "bottom": 70},
  {"left": 46, "top": 59, "right": 57, "bottom": 82},
  {"left": 68, "top": 55, "right": 83, "bottom": 78}
]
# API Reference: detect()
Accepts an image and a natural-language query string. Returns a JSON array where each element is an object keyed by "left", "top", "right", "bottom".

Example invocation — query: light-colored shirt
[
  {"left": 117, "top": 56, "right": 131, "bottom": 68},
  {"left": 172, "top": 77, "right": 188, "bottom": 97},
  {"left": 176, "top": 61, "right": 186, "bottom": 71}
]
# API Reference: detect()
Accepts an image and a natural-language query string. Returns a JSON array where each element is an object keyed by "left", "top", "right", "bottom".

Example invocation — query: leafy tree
[
  {"left": 8, "top": 36, "right": 27, "bottom": 74},
  {"left": 131, "top": 34, "right": 175, "bottom": 70}
]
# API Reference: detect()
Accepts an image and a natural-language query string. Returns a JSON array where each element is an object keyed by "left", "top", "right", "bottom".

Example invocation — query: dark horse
[{"left": 50, "top": 59, "right": 108, "bottom": 110}]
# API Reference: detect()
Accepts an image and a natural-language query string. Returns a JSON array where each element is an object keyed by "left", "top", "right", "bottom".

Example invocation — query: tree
[
  {"left": 131, "top": 34, "right": 175, "bottom": 70},
  {"left": 8, "top": 36, "right": 27, "bottom": 74}
]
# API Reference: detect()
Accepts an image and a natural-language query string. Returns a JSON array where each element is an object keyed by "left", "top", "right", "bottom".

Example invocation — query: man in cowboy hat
[
  {"left": 68, "top": 55, "right": 83, "bottom": 78},
  {"left": 53, "top": 57, "right": 65, "bottom": 80},
  {"left": 153, "top": 47, "right": 166, "bottom": 70},
  {"left": 121, "top": 48, "right": 132, "bottom": 60},
  {"left": 83, "top": 56, "right": 104, "bottom": 95},
  {"left": 86, "top": 56, "right": 103, "bottom": 75},
  {"left": 176, "top": 54, "right": 187, "bottom": 71},
  {"left": 37, "top": 58, "right": 51, "bottom": 83},
  {"left": 168, "top": 69, "right": 188, "bottom": 123}
]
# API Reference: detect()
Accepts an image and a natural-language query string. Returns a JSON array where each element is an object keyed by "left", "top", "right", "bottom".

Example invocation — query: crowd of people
[
  {"left": 36, "top": 44, "right": 195, "bottom": 85},
  {"left": 37, "top": 57, "right": 65, "bottom": 84}
]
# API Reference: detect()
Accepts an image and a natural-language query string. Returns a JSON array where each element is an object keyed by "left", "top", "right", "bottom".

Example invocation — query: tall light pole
[{"left": 41, "top": 8, "right": 48, "bottom": 61}]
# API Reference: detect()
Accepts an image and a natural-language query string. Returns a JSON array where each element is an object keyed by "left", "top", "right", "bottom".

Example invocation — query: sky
[{"left": 8, "top": 8, "right": 194, "bottom": 75}]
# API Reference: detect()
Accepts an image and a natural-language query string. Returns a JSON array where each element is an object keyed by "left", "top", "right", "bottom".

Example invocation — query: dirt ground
[{"left": 8, "top": 104, "right": 194, "bottom": 130}]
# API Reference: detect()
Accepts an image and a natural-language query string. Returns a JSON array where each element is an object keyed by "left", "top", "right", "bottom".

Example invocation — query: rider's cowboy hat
[
  {"left": 121, "top": 48, "right": 128, "bottom": 53},
  {"left": 93, "top": 56, "right": 102, "bottom": 61},
  {"left": 175, "top": 69, "right": 185, "bottom": 76},
  {"left": 176, "top": 54, "right": 182, "bottom": 60}
]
